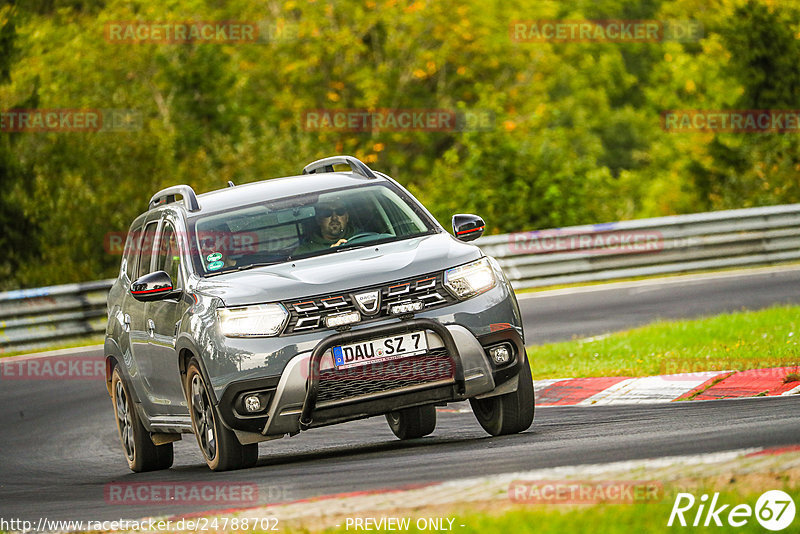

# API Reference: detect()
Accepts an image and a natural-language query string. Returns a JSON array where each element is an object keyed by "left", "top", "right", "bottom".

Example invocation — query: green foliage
[
  {"left": 1, "top": 0, "right": 799, "bottom": 288},
  {"left": 0, "top": 3, "right": 41, "bottom": 286}
]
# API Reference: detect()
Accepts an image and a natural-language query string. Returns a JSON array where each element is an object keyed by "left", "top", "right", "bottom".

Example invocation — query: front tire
[
  {"left": 470, "top": 357, "right": 534, "bottom": 436},
  {"left": 385, "top": 404, "right": 437, "bottom": 439},
  {"left": 111, "top": 366, "right": 173, "bottom": 472},
  {"left": 185, "top": 360, "right": 258, "bottom": 471}
]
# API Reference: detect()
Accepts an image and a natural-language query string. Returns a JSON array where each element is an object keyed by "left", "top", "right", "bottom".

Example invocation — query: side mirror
[
  {"left": 452, "top": 214, "right": 485, "bottom": 242},
  {"left": 130, "top": 271, "right": 177, "bottom": 302}
]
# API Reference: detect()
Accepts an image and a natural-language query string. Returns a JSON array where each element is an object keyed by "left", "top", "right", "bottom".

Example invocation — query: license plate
[{"left": 332, "top": 331, "right": 428, "bottom": 369}]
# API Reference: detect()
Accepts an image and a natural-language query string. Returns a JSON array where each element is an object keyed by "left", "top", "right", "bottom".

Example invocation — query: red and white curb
[{"left": 534, "top": 367, "right": 800, "bottom": 406}]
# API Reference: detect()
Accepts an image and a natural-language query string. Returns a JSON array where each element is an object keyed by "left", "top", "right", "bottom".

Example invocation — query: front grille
[
  {"left": 316, "top": 348, "right": 454, "bottom": 404},
  {"left": 282, "top": 271, "right": 457, "bottom": 335}
]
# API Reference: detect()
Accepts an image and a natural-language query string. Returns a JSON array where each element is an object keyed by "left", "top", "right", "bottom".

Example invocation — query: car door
[
  {"left": 144, "top": 219, "right": 191, "bottom": 415},
  {"left": 125, "top": 219, "right": 163, "bottom": 417}
]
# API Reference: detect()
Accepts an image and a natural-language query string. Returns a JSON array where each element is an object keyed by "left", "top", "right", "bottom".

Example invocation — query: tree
[{"left": 0, "top": 3, "right": 40, "bottom": 289}]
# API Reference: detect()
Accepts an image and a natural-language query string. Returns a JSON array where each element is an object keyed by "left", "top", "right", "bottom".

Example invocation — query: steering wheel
[
  {"left": 347, "top": 232, "right": 378, "bottom": 243},
  {"left": 345, "top": 232, "right": 381, "bottom": 244}
]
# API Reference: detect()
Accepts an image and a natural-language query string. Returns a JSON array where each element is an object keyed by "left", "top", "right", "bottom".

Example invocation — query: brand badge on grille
[{"left": 353, "top": 290, "right": 380, "bottom": 315}]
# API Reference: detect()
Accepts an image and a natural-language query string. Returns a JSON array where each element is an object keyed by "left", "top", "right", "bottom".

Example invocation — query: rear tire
[
  {"left": 385, "top": 404, "right": 437, "bottom": 439},
  {"left": 185, "top": 359, "right": 258, "bottom": 471},
  {"left": 470, "top": 357, "right": 534, "bottom": 436},
  {"left": 111, "top": 366, "right": 173, "bottom": 472}
]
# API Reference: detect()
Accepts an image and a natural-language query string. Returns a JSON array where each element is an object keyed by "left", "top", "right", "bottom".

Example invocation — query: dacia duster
[{"left": 105, "top": 155, "right": 534, "bottom": 471}]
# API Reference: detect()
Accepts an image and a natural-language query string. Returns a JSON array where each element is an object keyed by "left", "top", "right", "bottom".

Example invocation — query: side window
[
  {"left": 156, "top": 224, "right": 182, "bottom": 287},
  {"left": 121, "top": 226, "right": 141, "bottom": 280},
  {"left": 136, "top": 222, "right": 159, "bottom": 279}
]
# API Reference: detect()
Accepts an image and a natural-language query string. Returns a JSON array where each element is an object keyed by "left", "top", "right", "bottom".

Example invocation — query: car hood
[{"left": 194, "top": 232, "right": 483, "bottom": 306}]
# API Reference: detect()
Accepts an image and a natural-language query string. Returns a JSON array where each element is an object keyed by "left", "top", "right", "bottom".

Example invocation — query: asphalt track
[{"left": 1, "top": 267, "right": 799, "bottom": 522}]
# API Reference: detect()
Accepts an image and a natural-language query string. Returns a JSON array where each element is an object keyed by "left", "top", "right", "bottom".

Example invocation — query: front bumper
[{"left": 216, "top": 318, "right": 524, "bottom": 441}]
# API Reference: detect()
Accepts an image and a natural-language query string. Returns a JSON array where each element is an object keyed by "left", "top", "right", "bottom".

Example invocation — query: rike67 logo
[{"left": 668, "top": 490, "right": 796, "bottom": 531}]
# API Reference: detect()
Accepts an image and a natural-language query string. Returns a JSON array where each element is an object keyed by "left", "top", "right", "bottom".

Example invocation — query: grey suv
[{"left": 105, "top": 155, "right": 534, "bottom": 472}]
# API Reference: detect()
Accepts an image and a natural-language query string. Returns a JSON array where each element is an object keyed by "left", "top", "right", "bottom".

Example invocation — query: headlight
[
  {"left": 444, "top": 257, "right": 497, "bottom": 299},
  {"left": 217, "top": 304, "right": 288, "bottom": 337}
]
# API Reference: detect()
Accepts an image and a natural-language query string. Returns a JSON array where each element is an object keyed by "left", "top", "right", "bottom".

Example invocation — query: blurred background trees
[{"left": 1, "top": 0, "right": 798, "bottom": 288}]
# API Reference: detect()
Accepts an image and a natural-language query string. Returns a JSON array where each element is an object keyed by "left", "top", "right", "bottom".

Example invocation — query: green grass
[
  {"left": 0, "top": 335, "right": 104, "bottom": 358},
  {"left": 305, "top": 487, "right": 800, "bottom": 534},
  {"left": 528, "top": 304, "right": 800, "bottom": 379}
]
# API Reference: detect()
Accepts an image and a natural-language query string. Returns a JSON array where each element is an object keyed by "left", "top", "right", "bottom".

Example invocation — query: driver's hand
[{"left": 330, "top": 238, "right": 348, "bottom": 248}]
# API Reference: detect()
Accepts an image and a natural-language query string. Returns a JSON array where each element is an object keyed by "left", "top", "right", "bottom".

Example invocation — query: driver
[{"left": 296, "top": 199, "right": 359, "bottom": 254}]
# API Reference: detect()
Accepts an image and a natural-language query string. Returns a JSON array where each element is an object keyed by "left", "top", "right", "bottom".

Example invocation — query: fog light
[
  {"left": 243, "top": 394, "right": 262, "bottom": 413},
  {"left": 489, "top": 344, "right": 511, "bottom": 365},
  {"left": 324, "top": 310, "right": 361, "bottom": 328},
  {"left": 389, "top": 300, "right": 424, "bottom": 315}
]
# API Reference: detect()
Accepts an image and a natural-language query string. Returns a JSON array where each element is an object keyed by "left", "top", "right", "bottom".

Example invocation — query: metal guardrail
[
  {"left": 476, "top": 203, "right": 800, "bottom": 290},
  {"left": 0, "top": 280, "right": 114, "bottom": 354},
  {"left": 2, "top": 204, "right": 800, "bottom": 353}
]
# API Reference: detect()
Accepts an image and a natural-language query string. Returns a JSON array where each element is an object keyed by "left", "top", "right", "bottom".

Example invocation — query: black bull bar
[{"left": 299, "top": 318, "right": 465, "bottom": 430}]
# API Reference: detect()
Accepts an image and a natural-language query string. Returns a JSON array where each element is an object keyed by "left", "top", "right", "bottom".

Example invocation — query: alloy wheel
[
  {"left": 190, "top": 374, "right": 217, "bottom": 461},
  {"left": 114, "top": 379, "right": 135, "bottom": 460}
]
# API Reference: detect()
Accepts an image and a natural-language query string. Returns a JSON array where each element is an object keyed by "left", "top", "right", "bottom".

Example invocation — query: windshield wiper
[
  {"left": 234, "top": 261, "right": 286, "bottom": 272},
  {"left": 339, "top": 235, "right": 400, "bottom": 250},
  {"left": 202, "top": 259, "right": 289, "bottom": 277}
]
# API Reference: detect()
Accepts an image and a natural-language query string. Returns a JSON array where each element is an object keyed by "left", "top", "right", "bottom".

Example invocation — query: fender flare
[
  {"left": 175, "top": 333, "right": 219, "bottom": 405},
  {"left": 104, "top": 337, "right": 141, "bottom": 404}
]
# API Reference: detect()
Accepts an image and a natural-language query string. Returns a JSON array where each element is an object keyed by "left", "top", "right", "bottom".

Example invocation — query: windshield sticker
[
  {"left": 207, "top": 260, "right": 224, "bottom": 271},
  {"left": 206, "top": 252, "right": 222, "bottom": 262}
]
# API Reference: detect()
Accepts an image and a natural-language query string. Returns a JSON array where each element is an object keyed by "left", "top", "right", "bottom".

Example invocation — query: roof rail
[
  {"left": 302, "top": 155, "right": 377, "bottom": 179},
  {"left": 148, "top": 185, "right": 201, "bottom": 212}
]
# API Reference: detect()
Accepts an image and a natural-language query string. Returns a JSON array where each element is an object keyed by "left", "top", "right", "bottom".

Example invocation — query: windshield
[{"left": 190, "top": 182, "right": 436, "bottom": 276}]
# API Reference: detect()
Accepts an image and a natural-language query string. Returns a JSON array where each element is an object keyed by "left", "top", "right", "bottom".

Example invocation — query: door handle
[
  {"left": 123, "top": 314, "right": 131, "bottom": 333},
  {"left": 147, "top": 319, "right": 156, "bottom": 338}
]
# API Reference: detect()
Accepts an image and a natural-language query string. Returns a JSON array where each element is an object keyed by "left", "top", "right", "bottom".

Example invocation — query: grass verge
[
  {"left": 308, "top": 485, "right": 800, "bottom": 534},
  {"left": 0, "top": 335, "right": 104, "bottom": 358},
  {"left": 527, "top": 304, "right": 800, "bottom": 379}
]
